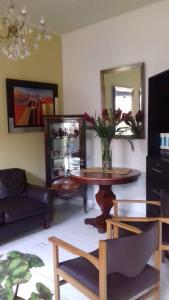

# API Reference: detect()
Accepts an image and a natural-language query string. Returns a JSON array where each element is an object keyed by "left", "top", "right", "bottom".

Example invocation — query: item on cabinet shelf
[
  {"left": 44, "top": 115, "right": 88, "bottom": 212},
  {"left": 160, "top": 133, "right": 169, "bottom": 158}
]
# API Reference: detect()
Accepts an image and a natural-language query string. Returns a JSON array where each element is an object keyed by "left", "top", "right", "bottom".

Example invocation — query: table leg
[{"left": 85, "top": 185, "right": 115, "bottom": 233}]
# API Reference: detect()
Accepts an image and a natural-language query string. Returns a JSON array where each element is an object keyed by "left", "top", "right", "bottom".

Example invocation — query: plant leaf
[
  {"left": 8, "top": 258, "right": 28, "bottom": 272},
  {"left": 23, "top": 254, "right": 44, "bottom": 268},
  {"left": 6, "top": 251, "right": 23, "bottom": 259},
  {"left": 36, "top": 282, "right": 53, "bottom": 298},
  {"left": 29, "top": 292, "right": 39, "bottom": 300},
  {"left": 5, "top": 269, "right": 32, "bottom": 288},
  {"left": 0, "top": 286, "right": 14, "bottom": 300}
]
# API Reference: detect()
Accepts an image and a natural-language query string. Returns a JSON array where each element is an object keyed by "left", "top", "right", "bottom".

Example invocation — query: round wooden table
[{"left": 71, "top": 168, "right": 140, "bottom": 233}]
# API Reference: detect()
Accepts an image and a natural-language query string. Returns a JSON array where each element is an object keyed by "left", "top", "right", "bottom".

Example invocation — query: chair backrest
[
  {"left": 160, "top": 189, "right": 169, "bottom": 217},
  {"left": 105, "top": 221, "right": 159, "bottom": 277},
  {"left": 0, "top": 168, "right": 26, "bottom": 200}
]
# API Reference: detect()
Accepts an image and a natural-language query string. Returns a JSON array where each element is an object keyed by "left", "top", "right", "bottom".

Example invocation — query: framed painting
[{"left": 6, "top": 79, "right": 58, "bottom": 133}]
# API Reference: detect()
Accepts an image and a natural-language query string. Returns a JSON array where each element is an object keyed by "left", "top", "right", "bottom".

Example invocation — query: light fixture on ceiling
[{"left": 0, "top": 0, "right": 52, "bottom": 60}]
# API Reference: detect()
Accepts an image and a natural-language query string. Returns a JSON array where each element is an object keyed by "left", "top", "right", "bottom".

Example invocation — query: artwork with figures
[
  {"left": 14, "top": 87, "right": 54, "bottom": 126},
  {"left": 6, "top": 79, "right": 58, "bottom": 133}
]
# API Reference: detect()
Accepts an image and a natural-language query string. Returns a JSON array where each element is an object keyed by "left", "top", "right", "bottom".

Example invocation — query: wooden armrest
[
  {"left": 108, "top": 216, "right": 158, "bottom": 222},
  {"left": 113, "top": 200, "right": 160, "bottom": 206},
  {"left": 112, "top": 217, "right": 169, "bottom": 225},
  {"left": 107, "top": 219, "right": 143, "bottom": 234},
  {"left": 160, "top": 218, "right": 169, "bottom": 225},
  {"left": 48, "top": 236, "right": 99, "bottom": 269}
]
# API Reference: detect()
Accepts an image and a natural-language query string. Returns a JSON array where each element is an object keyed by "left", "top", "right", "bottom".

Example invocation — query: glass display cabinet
[{"left": 44, "top": 115, "right": 87, "bottom": 212}]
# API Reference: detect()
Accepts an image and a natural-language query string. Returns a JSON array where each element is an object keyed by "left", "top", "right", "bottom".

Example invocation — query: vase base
[{"left": 102, "top": 161, "right": 112, "bottom": 172}]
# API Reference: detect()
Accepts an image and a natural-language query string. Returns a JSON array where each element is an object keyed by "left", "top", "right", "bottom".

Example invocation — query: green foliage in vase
[{"left": 0, "top": 251, "right": 53, "bottom": 300}]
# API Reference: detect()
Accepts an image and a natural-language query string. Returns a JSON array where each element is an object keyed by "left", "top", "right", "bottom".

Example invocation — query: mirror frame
[{"left": 100, "top": 62, "right": 145, "bottom": 139}]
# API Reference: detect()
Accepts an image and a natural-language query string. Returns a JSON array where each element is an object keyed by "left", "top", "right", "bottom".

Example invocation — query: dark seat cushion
[
  {"left": 162, "top": 224, "right": 169, "bottom": 245},
  {"left": 0, "top": 211, "right": 4, "bottom": 224},
  {"left": 0, "top": 168, "right": 26, "bottom": 200},
  {"left": 0, "top": 197, "right": 46, "bottom": 223},
  {"left": 60, "top": 251, "right": 159, "bottom": 300}
]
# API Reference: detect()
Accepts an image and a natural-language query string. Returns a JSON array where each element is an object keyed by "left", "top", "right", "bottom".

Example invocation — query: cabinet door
[
  {"left": 146, "top": 177, "right": 161, "bottom": 216},
  {"left": 44, "top": 115, "right": 86, "bottom": 186},
  {"left": 146, "top": 156, "right": 169, "bottom": 216}
]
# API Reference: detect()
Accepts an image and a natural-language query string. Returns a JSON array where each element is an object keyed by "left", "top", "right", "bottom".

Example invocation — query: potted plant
[{"left": 0, "top": 250, "right": 53, "bottom": 300}]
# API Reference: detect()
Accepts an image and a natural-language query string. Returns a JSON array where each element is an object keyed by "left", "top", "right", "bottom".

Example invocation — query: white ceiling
[{"left": 0, "top": 0, "right": 165, "bottom": 34}]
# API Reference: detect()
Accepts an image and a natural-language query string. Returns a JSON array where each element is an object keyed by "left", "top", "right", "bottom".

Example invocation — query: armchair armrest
[
  {"left": 113, "top": 199, "right": 160, "bottom": 217},
  {"left": 106, "top": 218, "right": 143, "bottom": 238},
  {"left": 110, "top": 216, "right": 159, "bottom": 222},
  {"left": 113, "top": 199, "right": 160, "bottom": 206},
  {"left": 48, "top": 236, "right": 99, "bottom": 269},
  {"left": 160, "top": 218, "right": 169, "bottom": 225},
  {"left": 27, "top": 183, "right": 55, "bottom": 205},
  {"left": 27, "top": 183, "right": 55, "bottom": 226}
]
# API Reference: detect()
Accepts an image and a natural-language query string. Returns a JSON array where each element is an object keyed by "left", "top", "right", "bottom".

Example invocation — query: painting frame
[{"left": 6, "top": 78, "right": 58, "bottom": 133}]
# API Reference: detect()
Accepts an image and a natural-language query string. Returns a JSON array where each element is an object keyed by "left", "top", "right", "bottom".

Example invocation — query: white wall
[{"left": 62, "top": 0, "right": 169, "bottom": 212}]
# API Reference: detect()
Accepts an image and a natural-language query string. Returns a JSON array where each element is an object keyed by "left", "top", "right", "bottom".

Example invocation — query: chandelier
[{"left": 0, "top": 0, "right": 51, "bottom": 60}]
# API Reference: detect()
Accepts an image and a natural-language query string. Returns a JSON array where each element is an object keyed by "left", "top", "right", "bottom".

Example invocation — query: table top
[{"left": 70, "top": 167, "right": 140, "bottom": 185}]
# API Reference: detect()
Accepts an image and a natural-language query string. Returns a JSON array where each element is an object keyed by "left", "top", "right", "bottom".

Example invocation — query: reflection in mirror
[{"left": 100, "top": 62, "right": 145, "bottom": 138}]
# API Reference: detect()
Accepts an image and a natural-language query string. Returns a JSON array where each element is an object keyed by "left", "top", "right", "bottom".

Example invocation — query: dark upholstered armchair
[
  {"left": 0, "top": 168, "right": 55, "bottom": 244},
  {"left": 49, "top": 221, "right": 160, "bottom": 300},
  {"left": 107, "top": 189, "right": 169, "bottom": 261}
]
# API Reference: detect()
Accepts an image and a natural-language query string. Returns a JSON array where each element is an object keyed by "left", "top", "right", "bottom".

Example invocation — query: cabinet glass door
[{"left": 44, "top": 115, "right": 86, "bottom": 186}]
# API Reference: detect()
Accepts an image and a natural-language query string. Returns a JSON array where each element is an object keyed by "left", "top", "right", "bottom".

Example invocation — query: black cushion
[
  {"left": 0, "top": 197, "right": 46, "bottom": 223},
  {"left": 0, "top": 168, "right": 26, "bottom": 200},
  {"left": 0, "top": 211, "right": 4, "bottom": 224},
  {"left": 160, "top": 189, "right": 169, "bottom": 217},
  {"left": 60, "top": 256, "right": 159, "bottom": 300}
]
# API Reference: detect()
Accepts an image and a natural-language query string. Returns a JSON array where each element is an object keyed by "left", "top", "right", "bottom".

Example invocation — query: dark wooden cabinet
[
  {"left": 146, "top": 156, "right": 168, "bottom": 216},
  {"left": 44, "top": 115, "right": 88, "bottom": 212},
  {"left": 147, "top": 69, "right": 169, "bottom": 216}
]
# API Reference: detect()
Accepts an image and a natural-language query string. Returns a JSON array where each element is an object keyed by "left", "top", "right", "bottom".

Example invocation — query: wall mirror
[{"left": 100, "top": 62, "right": 145, "bottom": 138}]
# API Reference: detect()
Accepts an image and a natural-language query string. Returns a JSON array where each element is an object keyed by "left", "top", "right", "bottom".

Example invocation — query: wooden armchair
[
  {"left": 49, "top": 221, "right": 161, "bottom": 300},
  {"left": 106, "top": 189, "right": 169, "bottom": 260}
]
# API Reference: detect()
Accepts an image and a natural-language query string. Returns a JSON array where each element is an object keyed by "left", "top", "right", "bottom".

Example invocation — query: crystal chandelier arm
[
  {"left": 10, "top": 0, "right": 14, "bottom": 9},
  {"left": 0, "top": 17, "right": 10, "bottom": 39},
  {"left": 0, "top": 0, "right": 52, "bottom": 60}
]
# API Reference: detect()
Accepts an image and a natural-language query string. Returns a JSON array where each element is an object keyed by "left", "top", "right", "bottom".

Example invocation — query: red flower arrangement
[
  {"left": 83, "top": 108, "right": 127, "bottom": 141},
  {"left": 83, "top": 108, "right": 144, "bottom": 138}
]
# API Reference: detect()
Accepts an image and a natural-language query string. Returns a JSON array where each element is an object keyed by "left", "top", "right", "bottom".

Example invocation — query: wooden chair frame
[
  {"left": 107, "top": 199, "right": 169, "bottom": 256},
  {"left": 49, "top": 220, "right": 161, "bottom": 300}
]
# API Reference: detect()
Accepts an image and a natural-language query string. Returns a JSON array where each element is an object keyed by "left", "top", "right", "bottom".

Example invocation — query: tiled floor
[{"left": 1, "top": 200, "right": 169, "bottom": 299}]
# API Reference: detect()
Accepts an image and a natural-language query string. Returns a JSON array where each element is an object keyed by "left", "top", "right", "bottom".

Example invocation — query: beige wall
[{"left": 0, "top": 35, "right": 62, "bottom": 185}]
